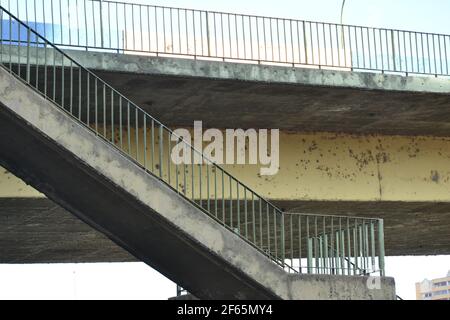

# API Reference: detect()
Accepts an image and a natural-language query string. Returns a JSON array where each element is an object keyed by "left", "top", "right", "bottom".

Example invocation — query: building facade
[{"left": 416, "top": 271, "right": 450, "bottom": 300}]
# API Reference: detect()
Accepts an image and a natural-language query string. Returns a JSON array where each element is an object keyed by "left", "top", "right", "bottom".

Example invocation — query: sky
[
  {"left": 0, "top": 256, "right": 449, "bottom": 300},
  {"left": 0, "top": 0, "right": 449, "bottom": 300}
]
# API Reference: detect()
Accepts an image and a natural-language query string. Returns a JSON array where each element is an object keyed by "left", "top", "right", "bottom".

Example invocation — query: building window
[
  {"left": 433, "top": 281, "right": 448, "bottom": 287},
  {"left": 433, "top": 290, "right": 448, "bottom": 296}
]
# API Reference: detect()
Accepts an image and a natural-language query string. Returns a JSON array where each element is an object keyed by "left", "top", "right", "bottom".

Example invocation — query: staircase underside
[
  {"left": 0, "top": 60, "right": 396, "bottom": 300},
  {"left": 1, "top": 197, "right": 449, "bottom": 264},
  {"left": 0, "top": 67, "right": 289, "bottom": 299}
]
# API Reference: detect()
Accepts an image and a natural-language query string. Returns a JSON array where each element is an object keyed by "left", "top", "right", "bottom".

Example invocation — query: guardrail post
[
  {"left": 378, "top": 219, "right": 385, "bottom": 276},
  {"left": 391, "top": 30, "right": 396, "bottom": 71},
  {"left": 205, "top": 11, "right": 211, "bottom": 57},
  {"left": 281, "top": 213, "right": 285, "bottom": 269},
  {"left": 307, "top": 238, "right": 313, "bottom": 274},
  {"left": 99, "top": 0, "right": 104, "bottom": 48},
  {"left": 26, "top": 28, "right": 30, "bottom": 83}
]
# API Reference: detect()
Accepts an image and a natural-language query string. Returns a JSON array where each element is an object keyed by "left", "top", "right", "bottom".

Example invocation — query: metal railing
[
  {"left": 0, "top": 6, "right": 385, "bottom": 277},
  {"left": 283, "top": 213, "right": 384, "bottom": 276},
  {"left": 2, "top": 0, "right": 450, "bottom": 77}
]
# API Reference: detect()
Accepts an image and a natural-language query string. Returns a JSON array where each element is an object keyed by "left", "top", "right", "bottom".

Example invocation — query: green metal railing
[
  {"left": 0, "top": 6, "right": 385, "bottom": 277},
  {"left": 3, "top": 0, "right": 450, "bottom": 77},
  {"left": 283, "top": 213, "right": 384, "bottom": 276}
]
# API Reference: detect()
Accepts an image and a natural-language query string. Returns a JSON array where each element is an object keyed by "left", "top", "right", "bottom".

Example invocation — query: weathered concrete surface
[
  {"left": 287, "top": 274, "right": 395, "bottom": 300},
  {"left": 2, "top": 45, "right": 450, "bottom": 135},
  {"left": 0, "top": 66, "right": 286, "bottom": 299},
  {"left": 0, "top": 61, "right": 395, "bottom": 300},
  {"left": 172, "top": 274, "right": 396, "bottom": 300},
  {"left": 69, "top": 49, "right": 450, "bottom": 136},
  {"left": 0, "top": 198, "right": 133, "bottom": 263},
  {"left": 1, "top": 197, "right": 449, "bottom": 264},
  {"left": 6, "top": 131, "right": 450, "bottom": 202}
]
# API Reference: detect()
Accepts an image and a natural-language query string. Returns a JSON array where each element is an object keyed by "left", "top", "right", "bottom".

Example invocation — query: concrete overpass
[
  {"left": 1, "top": 47, "right": 450, "bottom": 263},
  {"left": 0, "top": 7, "right": 396, "bottom": 297},
  {"left": 0, "top": 0, "right": 449, "bottom": 299}
]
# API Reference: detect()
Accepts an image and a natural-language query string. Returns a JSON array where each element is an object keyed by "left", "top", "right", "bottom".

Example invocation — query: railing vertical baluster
[
  {"left": 236, "top": 180, "right": 240, "bottom": 233},
  {"left": 347, "top": 218, "right": 351, "bottom": 275},
  {"left": 252, "top": 192, "right": 256, "bottom": 244},
  {"left": 281, "top": 212, "right": 285, "bottom": 269},
  {"left": 119, "top": 96, "right": 122, "bottom": 148},
  {"left": 335, "top": 219, "right": 340, "bottom": 275},
  {"left": 244, "top": 188, "right": 248, "bottom": 238},
  {"left": 322, "top": 216, "right": 326, "bottom": 274},
  {"left": 438, "top": 35, "right": 443, "bottom": 75},
  {"left": 445, "top": 35, "right": 449, "bottom": 75},
  {"left": 306, "top": 216, "right": 311, "bottom": 274},
  {"left": 215, "top": 166, "right": 218, "bottom": 217},
  {"left": 268, "top": 18, "right": 273, "bottom": 61},
  {"left": 26, "top": 28, "right": 30, "bottom": 83},
  {"left": 370, "top": 221, "right": 376, "bottom": 272},
  {"left": 127, "top": 101, "right": 131, "bottom": 154},
  {"left": 86, "top": 73, "right": 89, "bottom": 125},
  {"left": 198, "top": 160, "right": 202, "bottom": 207},
  {"left": 222, "top": 170, "right": 225, "bottom": 223},
  {"left": 378, "top": 219, "right": 385, "bottom": 276},
  {"left": 143, "top": 115, "right": 147, "bottom": 169},
  {"left": 77, "top": 68, "right": 81, "bottom": 119},
  {"left": 155, "top": 6, "right": 159, "bottom": 53},
  {"left": 402, "top": 31, "right": 407, "bottom": 74},
  {"left": 229, "top": 176, "right": 232, "bottom": 228},
  {"left": 359, "top": 221, "right": 363, "bottom": 274},
  {"left": 159, "top": 124, "right": 163, "bottom": 178},
  {"left": 336, "top": 24, "right": 340, "bottom": 66},
  {"left": 340, "top": 218, "right": 345, "bottom": 275},
  {"left": 207, "top": 160, "right": 210, "bottom": 212},
  {"left": 330, "top": 217, "right": 334, "bottom": 274},
  {"left": 110, "top": 91, "right": 115, "bottom": 143},
  {"left": 140, "top": 5, "right": 144, "bottom": 52},
  {"left": 136, "top": 108, "right": 140, "bottom": 160},
  {"left": 93, "top": 78, "right": 98, "bottom": 133},
  {"left": 353, "top": 219, "right": 358, "bottom": 274},
  {"left": 314, "top": 215, "right": 318, "bottom": 273},
  {"left": 315, "top": 23, "right": 320, "bottom": 66},
  {"left": 183, "top": 146, "right": 187, "bottom": 195},
  {"left": 68, "top": 60, "right": 73, "bottom": 113},
  {"left": 131, "top": 4, "right": 135, "bottom": 51},
  {"left": 273, "top": 208, "right": 278, "bottom": 260},
  {"left": 151, "top": 119, "right": 155, "bottom": 172},
  {"left": 266, "top": 202, "right": 270, "bottom": 256},
  {"left": 298, "top": 214, "right": 302, "bottom": 273},
  {"left": 167, "top": 131, "right": 171, "bottom": 185},
  {"left": 102, "top": 84, "right": 106, "bottom": 137},
  {"left": 432, "top": 34, "right": 437, "bottom": 75},
  {"left": 303, "top": 22, "right": 309, "bottom": 65},
  {"left": 322, "top": 23, "right": 327, "bottom": 66},
  {"left": 427, "top": 33, "right": 432, "bottom": 74},
  {"left": 259, "top": 197, "right": 263, "bottom": 247}
]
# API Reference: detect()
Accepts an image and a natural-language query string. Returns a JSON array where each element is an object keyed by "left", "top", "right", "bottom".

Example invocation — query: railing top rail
[
  {"left": 0, "top": 5, "right": 284, "bottom": 215},
  {"left": 286, "top": 212, "right": 382, "bottom": 221},
  {"left": 98, "top": 0, "right": 450, "bottom": 38}
]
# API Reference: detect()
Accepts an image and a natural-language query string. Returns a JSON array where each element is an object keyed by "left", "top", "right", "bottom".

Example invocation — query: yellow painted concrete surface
[{"left": 2, "top": 130, "right": 450, "bottom": 202}]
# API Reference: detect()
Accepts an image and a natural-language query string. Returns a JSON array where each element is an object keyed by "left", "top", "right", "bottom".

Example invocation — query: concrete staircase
[{"left": 0, "top": 6, "right": 395, "bottom": 300}]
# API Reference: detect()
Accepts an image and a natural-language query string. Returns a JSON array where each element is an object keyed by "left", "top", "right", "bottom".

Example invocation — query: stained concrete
[
  {"left": 0, "top": 66, "right": 395, "bottom": 299},
  {"left": 2, "top": 45, "right": 450, "bottom": 135},
  {"left": 68, "top": 49, "right": 450, "bottom": 136},
  {"left": 1, "top": 197, "right": 449, "bottom": 264}
]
